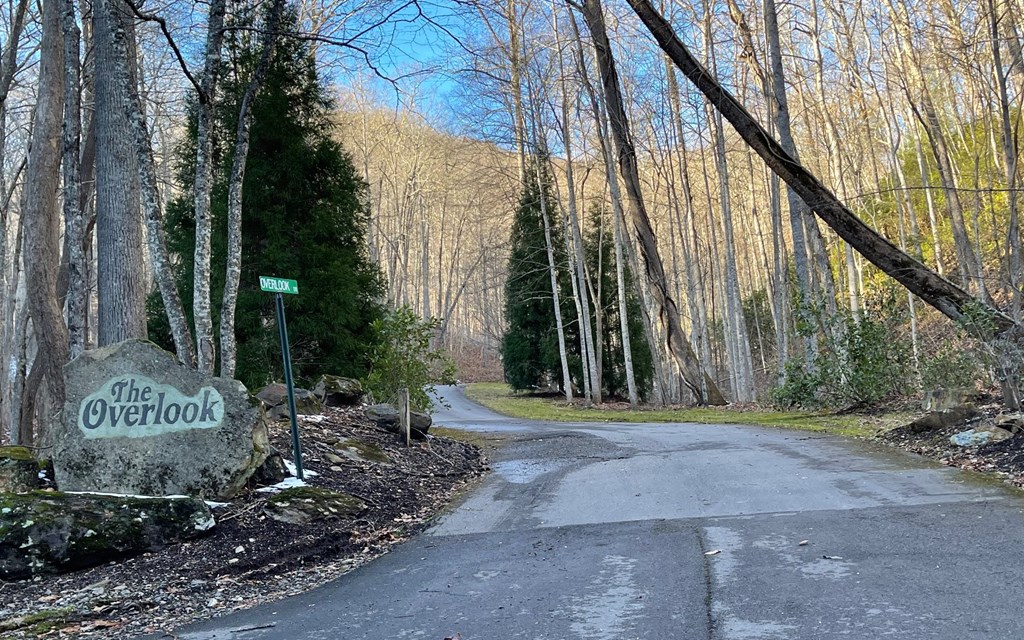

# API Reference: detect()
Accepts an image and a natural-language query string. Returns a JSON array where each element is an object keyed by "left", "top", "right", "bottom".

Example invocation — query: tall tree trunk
[
  {"left": 219, "top": 0, "right": 285, "bottom": 379},
  {"left": 763, "top": 0, "right": 823, "bottom": 363},
  {"left": 626, "top": 0, "right": 1016, "bottom": 336},
  {"left": 611, "top": 190, "right": 639, "bottom": 405},
  {"left": 97, "top": 0, "right": 195, "bottom": 365},
  {"left": 94, "top": 0, "right": 147, "bottom": 345},
  {"left": 62, "top": 0, "right": 86, "bottom": 359},
  {"left": 664, "top": 65, "right": 714, "bottom": 379},
  {"left": 537, "top": 162, "right": 574, "bottom": 401},
  {"left": 21, "top": 0, "right": 68, "bottom": 443},
  {"left": 703, "top": 4, "right": 755, "bottom": 401},
  {"left": 0, "top": 0, "right": 31, "bottom": 441},
  {"left": 989, "top": 0, "right": 1022, "bottom": 320},
  {"left": 808, "top": 0, "right": 861, "bottom": 317},
  {"left": 579, "top": 0, "right": 725, "bottom": 405},
  {"left": 548, "top": 26, "right": 602, "bottom": 404},
  {"left": 577, "top": 27, "right": 646, "bottom": 405},
  {"left": 192, "top": 0, "right": 227, "bottom": 374}
]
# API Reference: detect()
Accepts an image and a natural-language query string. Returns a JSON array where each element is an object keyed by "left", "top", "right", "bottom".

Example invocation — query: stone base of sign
[
  {"left": 53, "top": 340, "right": 271, "bottom": 499},
  {"left": 0, "top": 490, "right": 213, "bottom": 579}
]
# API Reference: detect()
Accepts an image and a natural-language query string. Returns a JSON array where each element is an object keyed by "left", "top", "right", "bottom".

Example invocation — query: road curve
[{"left": 171, "top": 385, "right": 1024, "bottom": 640}]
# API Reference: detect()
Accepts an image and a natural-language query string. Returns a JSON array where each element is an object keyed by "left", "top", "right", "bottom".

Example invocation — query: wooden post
[{"left": 398, "top": 388, "right": 411, "bottom": 447}]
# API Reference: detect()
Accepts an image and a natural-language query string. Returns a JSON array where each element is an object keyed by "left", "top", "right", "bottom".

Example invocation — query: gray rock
[
  {"left": 251, "top": 449, "right": 287, "bottom": 485},
  {"left": 949, "top": 425, "right": 1014, "bottom": 447},
  {"left": 995, "top": 413, "right": 1024, "bottom": 434},
  {"left": 0, "top": 446, "right": 42, "bottom": 493},
  {"left": 365, "top": 404, "right": 431, "bottom": 440},
  {"left": 908, "top": 405, "right": 980, "bottom": 434},
  {"left": 313, "top": 375, "right": 364, "bottom": 406},
  {"left": 410, "top": 411, "right": 432, "bottom": 437},
  {"left": 922, "top": 388, "right": 976, "bottom": 412},
  {"left": 263, "top": 487, "right": 366, "bottom": 525},
  {"left": 257, "top": 383, "right": 323, "bottom": 420},
  {"left": 365, "top": 403, "right": 399, "bottom": 428},
  {"left": 53, "top": 339, "right": 270, "bottom": 499},
  {"left": 0, "top": 491, "right": 214, "bottom": 579}
]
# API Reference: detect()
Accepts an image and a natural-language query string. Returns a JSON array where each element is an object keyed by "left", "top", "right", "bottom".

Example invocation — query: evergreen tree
[
  {"left": 583, "top": 207, "right": 654, "bottom": 400},
  {"left": 502, "top": 157, "right": 568, "bottom": 391},
  {"left": 151, "top": 17, "right": 385, "bottom": 390}
]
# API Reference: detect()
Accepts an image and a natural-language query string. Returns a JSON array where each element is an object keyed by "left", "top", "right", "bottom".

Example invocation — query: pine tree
[
  {"left": 152, "top": 17, "right": 385, "bottom": 390},
  {"left": 501, "top": 157, "right": 568, "bottom": 391}
]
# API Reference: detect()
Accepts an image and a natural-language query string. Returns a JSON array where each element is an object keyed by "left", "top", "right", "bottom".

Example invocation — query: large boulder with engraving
[{"left": 52, "top": 340, "right": 270, "bottom": 499}]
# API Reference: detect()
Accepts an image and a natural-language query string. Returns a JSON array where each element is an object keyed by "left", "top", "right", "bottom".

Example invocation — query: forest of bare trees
[{"left": 2, "top": 0, "right": 1024, "bottom": 446}]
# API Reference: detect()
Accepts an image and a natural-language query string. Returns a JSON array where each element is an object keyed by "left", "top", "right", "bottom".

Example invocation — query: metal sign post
[{"left": 260, "top": 275, "right": 303, "bottom": 480}]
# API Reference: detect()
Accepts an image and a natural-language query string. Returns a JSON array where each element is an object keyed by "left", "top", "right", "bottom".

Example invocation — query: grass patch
[{"left": 463, "top": 383, "right": 914, "bottom": 438}]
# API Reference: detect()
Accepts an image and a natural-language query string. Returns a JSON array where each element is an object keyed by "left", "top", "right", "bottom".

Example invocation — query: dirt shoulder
[
  {"left": 0, "top": 407, "right": 489, "bottom": 639},
  {"left": 877, "top": 400, "right": 1024, "bottom": 489}
]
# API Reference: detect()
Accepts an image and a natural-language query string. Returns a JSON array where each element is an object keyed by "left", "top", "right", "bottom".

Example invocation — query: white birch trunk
[
  {"left": 219, "top": 0, "right": 286, "bottom": 379},
  {"left": 62, "top": 0, "right": 86, "bottom": 358},
  {"left": 192, "top": 0, "right": 227, "bottom": 374}
]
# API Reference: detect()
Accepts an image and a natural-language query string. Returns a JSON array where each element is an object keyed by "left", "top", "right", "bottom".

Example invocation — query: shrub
[
  {"left": 363, "top": 306, "right": 456, "bottom": 413},
  {"left": 772, "top": 292, "right": 913, "bottom": 409}
]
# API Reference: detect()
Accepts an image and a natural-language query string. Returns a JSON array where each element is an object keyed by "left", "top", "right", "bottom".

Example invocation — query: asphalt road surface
[{"left": 173, "top": 385, "right": 1024, "bottom": 639}]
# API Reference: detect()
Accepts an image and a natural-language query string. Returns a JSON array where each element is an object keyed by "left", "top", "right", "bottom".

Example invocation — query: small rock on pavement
[
  {"left": 0, "top": 491, "right": 214, "bottom": 579},
  {"left": 949, "top": 425, "right": 1014, "bottom": 447}
]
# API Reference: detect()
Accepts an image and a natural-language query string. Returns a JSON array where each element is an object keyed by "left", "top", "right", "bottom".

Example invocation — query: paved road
[{"left": 174, "top": 386, "right": 1024, "bottom": 639}]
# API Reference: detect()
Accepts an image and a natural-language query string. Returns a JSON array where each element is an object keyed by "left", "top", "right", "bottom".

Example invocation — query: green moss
[
  {"left": 339, "top": 439, "right": 390, "bottom": 463},
  {"left": 0, "top": 607, "right": 74, "bottom": 634},
  {"left": 0, "top": 446, "right": 33, "bottom": 462},
  {"left": 266, "top": 486, "right": 365, "bottom": 514}
]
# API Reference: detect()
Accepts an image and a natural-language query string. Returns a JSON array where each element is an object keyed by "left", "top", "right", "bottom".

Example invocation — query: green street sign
[{"left": 259, "top": 276, "right": 298, "bottom": 295}]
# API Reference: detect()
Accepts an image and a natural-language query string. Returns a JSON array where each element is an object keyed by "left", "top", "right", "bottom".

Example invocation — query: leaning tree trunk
[
  {"left": 579, "top": 0, "right": 725, "bottom": 405},
  {"left": 219, "top": 0, "right": 285, "bottom": 379},
  {"left": 625, "top": 0, "right": 1024, "bottom": 407},
  {"left": 21, "top": 0, "right": 68, "bottom": 443}
]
